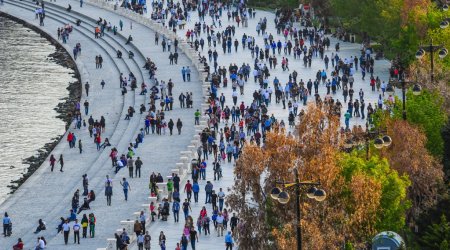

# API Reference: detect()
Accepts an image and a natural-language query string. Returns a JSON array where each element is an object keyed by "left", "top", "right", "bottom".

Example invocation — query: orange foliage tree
[
  {"left": 385, "top": 119, "right": 444, "bottom": 221},
  {"left": 226, "top": 104, "right": 400, "bottom": 249}
]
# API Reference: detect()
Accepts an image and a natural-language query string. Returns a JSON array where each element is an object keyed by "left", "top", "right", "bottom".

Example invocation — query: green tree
[
  {"left": 340, "top": 153, "right": 411, "bottom": 232},
  {"left": 392, "top": 90, "right": 447, "bottom": 157},
  {"left": 420, "top": 214, "right": 450, "bottom": 250}
]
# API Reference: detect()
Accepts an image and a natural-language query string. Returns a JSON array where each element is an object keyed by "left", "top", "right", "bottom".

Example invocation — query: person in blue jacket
[{"left": 192, "top": 181, "right": 200, "bottom": 203}]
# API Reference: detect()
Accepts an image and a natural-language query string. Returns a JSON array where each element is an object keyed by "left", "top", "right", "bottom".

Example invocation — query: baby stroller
[{"left": 5, "top": 222, "right": 12, "bottom": 236}]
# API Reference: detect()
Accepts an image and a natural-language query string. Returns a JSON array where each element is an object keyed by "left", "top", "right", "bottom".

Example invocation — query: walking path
[
  {"left": 114, "top": 2, "right": 391, "bottom": 250},
  {"left": 0, "top": 0, "right": 393, "bottom": 249},
  {"left": 0, "top": 1, "right": 203, "bottom": 249}
]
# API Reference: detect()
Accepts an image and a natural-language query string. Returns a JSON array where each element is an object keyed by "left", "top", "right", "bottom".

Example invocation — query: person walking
[
  {"left": 78, "top": 140, "right": 83, "bottom": 154},
  {"left": 84, "top": 82, "right": 89, "bottom": 96},
  {"left": 192, "top": 181, "right": 199, "bottom": 203},
  {"left": 205, "top": 181, "right": 213, "bottom": 204},
  {"left": 73, "top": 219, "right": 81, "bottom": 244},
  {"left": 180, "top": 234, "right": 189, "bottom": 250},
  {"left": 186, "top": 66, "right": 191, "bottom": 81},
  {"left": 135, "top": 157, "right": 143, "bottom": 178},
  {"left": 139, "top": 211, "right": 146, "bottom": 233},
  {"left": 176, "top": 118, "right": 183, "bottom": 135},
  {"left": 182, "top": 199, "right": 191, "bottom": 220},
  {"left": 62, "top": 219, "right": 70, "bottom": 245},
  {"left": 189, "top": 227, "right": 198, "bottom": 250},
  {"left": 82, "top": 174, "right": 89, "bottom": 196},
  {"left": 49, "top": 154, "right": 56, "bottom": 172},
  {"left": 158, "top": 231, "right": 166, "bottom": 250},
  {"left": 88, "top": 213, "right": 96, "bottom": 238},
  {"left": 128, "top": 157, "right": 134, "bottom": 178},
  {"left": 120, "top": 178, "right": 131, "bottom": 201},
  {"left": 58, "top": 154, "right": 64, "bottom": 172},
  {"left": 105, "top": 176, "right": 113, "bottom": 206},
  {"left": 144, "top": 231, "right": 151, "bottom": 250},
  {"left": 137, "top": 231, "right": 145, "bottom": 250},
  {"left": 133, "top": 220, "right": 142, "bottom": 239},
  {"left": 172, "top": 200, "right": 180, "bottom": 222},
  {"left": 225, "top": 231, "right": 233, "bottom": 250},
  {"left": 218, "top": 188, "right": 225, "bottom": 211},
  {"left": 216, "top": 212, "right": 224, "bottom": 237},
  {"left": 3, "top": 213, "right": 11, "bottom": 237},
  {"left": 81, "top": 214, "right": 88, "bottom": 238},
  {"left": 83, "top": 100, "right": 89, "bottom": 115},
  {"left": 194, "top": 109, "right": 201, "bottom": 125}
]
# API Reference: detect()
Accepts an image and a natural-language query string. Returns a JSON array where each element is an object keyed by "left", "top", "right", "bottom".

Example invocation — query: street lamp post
[
  {"left": 270, "top": 168, "right": 326, "bottom": 250},
  {"left": 387, "top": 79, "right": 422, "bottom": 120},
  {"left": 342, "top": 124, "right": 391, "bottom": 160},
  {"left": 415, "top": 38, "right": 447, "bottom": 82}
]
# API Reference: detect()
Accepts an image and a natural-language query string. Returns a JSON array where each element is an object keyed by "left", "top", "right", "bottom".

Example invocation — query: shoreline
[{"left": 0, "top": 12, "right": 82, "bottom": 193}]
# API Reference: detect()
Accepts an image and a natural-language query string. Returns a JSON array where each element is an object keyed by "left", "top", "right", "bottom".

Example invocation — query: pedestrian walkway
[
  {"left": 0, "top": 0, "right": 202, "bottom": 249},
  {"left": 0, "top": 0, "right": 394, "bottom": 249},
  {"left": 113, "top": 2, "right": 393, "bottom": 250}
]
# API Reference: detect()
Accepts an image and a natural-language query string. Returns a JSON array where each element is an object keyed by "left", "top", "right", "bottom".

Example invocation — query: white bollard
[
  {"left": 156, "top": 182, "right": 167, "bottom": 195},
  {"left": 191, "top": 140, "right": 200, "bottom": 147},
  {"left": 133, "top": 212, "right": 141, "bottom": 222},
  {"left": 187, "top": 145, "right": 196, "bottom": 155},
  {"left": 180, "top": 156, "right": 189, "bottom": 164},
  {"left": 106, "top": 238, "right": 116, "bottom": 250},
  {"left": 181, "top": 150, "right": 192, "bottom": 158}
]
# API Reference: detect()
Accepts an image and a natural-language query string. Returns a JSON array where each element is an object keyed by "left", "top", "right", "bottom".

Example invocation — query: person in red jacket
[
  {"left": 95, "top": 134, "right": 101, "bottom": 151},
  {"left": 12, "top": 238, "right": 23, "bottom": 250},
  {"left": 184, "top": 180, "right": 193, "bottom": 202},
  {"left": 67, "top": 132, "right": 74, "bottom": 148}
]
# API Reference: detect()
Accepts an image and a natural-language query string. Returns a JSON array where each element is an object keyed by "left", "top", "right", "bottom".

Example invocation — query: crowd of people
[
  {"left": 1, "top": 0, "right": 398, "bottom": 249},
  {"left": 113, "top": 0, "right": 396, "bottom": 249}
]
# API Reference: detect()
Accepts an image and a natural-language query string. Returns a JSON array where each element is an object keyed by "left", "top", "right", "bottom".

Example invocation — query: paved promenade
[
  {"left": 127, "top": 2, "right": 392, "bottom": 250},
  {"left": 0, "top": 1, "right": 392, "bottom": 249},
  {"left": 0, "top": 0, "right": 202, "bottom": 249}
]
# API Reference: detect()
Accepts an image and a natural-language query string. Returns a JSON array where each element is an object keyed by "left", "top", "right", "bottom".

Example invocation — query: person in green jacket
[
  {"left": 194, "top": 109, "right": 201, "bottom": 125},
  {"left": 167, "top": 179, "right": 174, "bottom": 202},
  {"left": 88, "top": 213, "right": 96, "bottom": 238}
]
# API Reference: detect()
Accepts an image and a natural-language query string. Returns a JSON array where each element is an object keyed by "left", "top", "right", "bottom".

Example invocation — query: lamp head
[
  {"left": 412, "top": 84, "right": 422, "bottom": 95},
  {"left": 314, "top": 189, "right": 327, "bottom": 202},
  {"left": 382, "top": 135, "right": 392, "bottom": 147},
  {"left": 278, "top": 191, "right": 290, "bottom": 204},
  {"left": 306, "top": 186, "right": 318, "bottom": 199},
  {"left": 270, "top": 187, "right": 281, "bottom": 200},
  {"left": 440, "top": 20, "right": 449, "bottom": 29},
  {"left": 374, "top": 138, "right": 384, "bottom": 149},
  {"left": 443, "top": 4, "right": 449, "bottom": 12},
  {"left": 415, "top": 49, "right": 425, "bottom": 59},
  {"left": 439, "top": 48, "right": 448, "bottom": 59}
]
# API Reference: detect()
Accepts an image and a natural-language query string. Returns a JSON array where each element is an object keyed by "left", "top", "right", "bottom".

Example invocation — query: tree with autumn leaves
[{"left": 227, "top": 104, "right": 444, "bottom": 249}]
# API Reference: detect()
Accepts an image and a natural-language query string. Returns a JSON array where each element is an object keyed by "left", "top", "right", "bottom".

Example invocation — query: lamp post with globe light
[
  {"left": 270, "top": 168, "right": 326, "bottom": 250},
  {"left": 387, "top": 78, "right": 422, "bottom": 120},
  {"left": 415, "top": 1, "right": 449, "bottom": 82},
  {"left": 343, "top": 123, "right": 392, "bottom": 160},
  {"left": 415, "top": 38, "right": 447, "bottom": 82}
]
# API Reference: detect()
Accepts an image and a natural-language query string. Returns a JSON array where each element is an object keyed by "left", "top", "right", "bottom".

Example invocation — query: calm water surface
[{"left": 0, "top": 17, "right": 73, "bottom": 203}]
